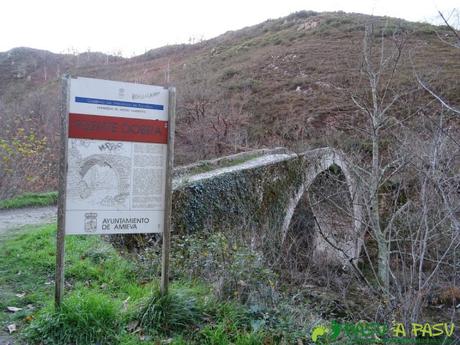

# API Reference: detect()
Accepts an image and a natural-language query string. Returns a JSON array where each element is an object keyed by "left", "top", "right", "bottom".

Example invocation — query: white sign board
[{"left": 64, "top": 77, "right": 169, "bottom": 235}]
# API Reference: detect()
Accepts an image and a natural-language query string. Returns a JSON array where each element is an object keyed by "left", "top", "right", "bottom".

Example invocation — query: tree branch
[{"left": 416, "top": 75, "right": 460, "bottom": 115}]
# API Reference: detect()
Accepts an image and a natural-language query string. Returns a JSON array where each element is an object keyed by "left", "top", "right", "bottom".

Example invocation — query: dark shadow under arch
[{"left": 283, "top": 164, "right": 357, "bottom": 266}]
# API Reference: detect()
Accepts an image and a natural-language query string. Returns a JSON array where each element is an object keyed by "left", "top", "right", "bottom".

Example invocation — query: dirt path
[{"left": 0, "top": 206, "right": 57, "bottom": 237}]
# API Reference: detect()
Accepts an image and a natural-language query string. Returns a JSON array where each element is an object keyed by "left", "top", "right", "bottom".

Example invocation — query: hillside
[{"left": 0, "top": 10, "right": 459, "bottom": 196}]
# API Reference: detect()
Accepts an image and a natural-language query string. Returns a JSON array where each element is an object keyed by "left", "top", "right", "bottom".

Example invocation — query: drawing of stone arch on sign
[{"left": 78, "top": 154, "right": 131, "bottom": 207}]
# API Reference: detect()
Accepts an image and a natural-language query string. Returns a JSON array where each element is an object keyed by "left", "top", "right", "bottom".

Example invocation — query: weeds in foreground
[
  {"left": 24, "top": 289, "right": 121, "bottom": 345},
  {"left": 0, "top": 225, "right": 312, "bottom": 344},
  {"left": 137, "top": 285, "right": 205, "bottom": 335}
]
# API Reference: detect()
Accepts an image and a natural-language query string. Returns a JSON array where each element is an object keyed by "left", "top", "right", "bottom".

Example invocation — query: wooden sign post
[
  {"left": 55, "top": 76, "right": 175, "bottom": 308},
  {"left": 55, "top": 76, "right": 70, "bottom": 308},
  {"left": 160, "top": 87, "right": 175, "bottom": 296}
]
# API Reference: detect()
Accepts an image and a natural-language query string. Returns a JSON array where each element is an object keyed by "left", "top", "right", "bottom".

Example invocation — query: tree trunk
[{"left": 370, "top": 98, "right": 389, "bottom": 294}]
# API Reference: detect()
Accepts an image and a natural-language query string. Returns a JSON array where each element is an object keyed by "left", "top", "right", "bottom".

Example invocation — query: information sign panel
[{"left": 65, "top": 77, "right": 169, "bottom": 234}]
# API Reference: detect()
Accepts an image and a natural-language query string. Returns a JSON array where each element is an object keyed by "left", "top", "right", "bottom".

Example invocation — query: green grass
[
  {"left": 0, "top": 191, "right": 58, "bottom": 209},
  {"left": 135, "top": 286, "right": 274, "bottom": 344},
  {"left": 0, "top": 224, "right": 150, "bottom": 344},
  {"left": 24, "top": 289, "right": 122, "bottom": 344},
  {"left": 0, "top": 224, "right": 309, "bottom": 344},
  {"left": 137, "top": 284, "right": 206, "bottom": 335}
]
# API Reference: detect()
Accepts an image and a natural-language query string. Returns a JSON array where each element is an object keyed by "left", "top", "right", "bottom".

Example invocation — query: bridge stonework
[{"left": 115, "top": 147, "right": 364, "bottom": 266}]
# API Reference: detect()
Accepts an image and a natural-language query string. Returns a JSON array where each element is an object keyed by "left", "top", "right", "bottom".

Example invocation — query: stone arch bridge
[{"left": 120, "top": 147, "right": 364, "bottom": 265}]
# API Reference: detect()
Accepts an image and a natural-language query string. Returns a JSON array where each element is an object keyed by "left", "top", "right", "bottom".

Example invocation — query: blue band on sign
[{"left": 75, "top": 97, "right": 164, "bottom": 110}]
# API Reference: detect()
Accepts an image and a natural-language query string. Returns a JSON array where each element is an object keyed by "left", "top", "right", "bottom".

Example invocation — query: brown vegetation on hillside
[{"left": 1, "top": 11, "right": 458, "bottom": 197}]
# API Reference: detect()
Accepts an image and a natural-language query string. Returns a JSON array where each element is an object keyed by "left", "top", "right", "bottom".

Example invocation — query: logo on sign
[
  {"left": 132, "top": 91, "right": 160, "bottom": 100},
  {"left": 118, "top": 88, "right": 126, "bottom": 99},
  {"left": 84, "top": 213, "right": 98, "bottom": 233}
]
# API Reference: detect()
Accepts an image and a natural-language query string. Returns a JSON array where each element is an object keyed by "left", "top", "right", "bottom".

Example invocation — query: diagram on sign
[
  {"left": 66, "top": 139, "right": 166, "bottom": 212},
  {"left": 67, "top": 139, "right": 131, "bottom": 210}
]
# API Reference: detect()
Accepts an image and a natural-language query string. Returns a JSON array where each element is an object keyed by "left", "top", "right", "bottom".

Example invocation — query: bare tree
[
  {"left": 175, "top": 63, "right": 251, "bottom": 163},
  {"left": 338, "top": 20, "right": 460, "bottom": 325},
  {"left": 347, "top": 23, "right": 408, "bottom": 295}
]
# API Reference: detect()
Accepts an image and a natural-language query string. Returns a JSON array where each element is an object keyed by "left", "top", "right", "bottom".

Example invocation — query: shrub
[
  {"left": 285, "top": 10, "right": 318, "bottom": 21},
  {"left": 220, "top": 68, "right": 239, "bottom": 81},
  {"left": 172, "top": 232, "right": 278, "bottom": 304},
  {"left": 137, "top": 284, "right": 204, "bottom": 336}
]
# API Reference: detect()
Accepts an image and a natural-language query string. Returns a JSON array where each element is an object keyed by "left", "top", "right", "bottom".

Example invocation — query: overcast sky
[{"left": 1, "top": 0, "right": 458, "bottom": 56}]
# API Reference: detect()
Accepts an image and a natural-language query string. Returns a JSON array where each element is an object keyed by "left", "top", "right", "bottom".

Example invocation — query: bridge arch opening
[{"left": 282, "top": 158, "right": 362, "bottom": 267}]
